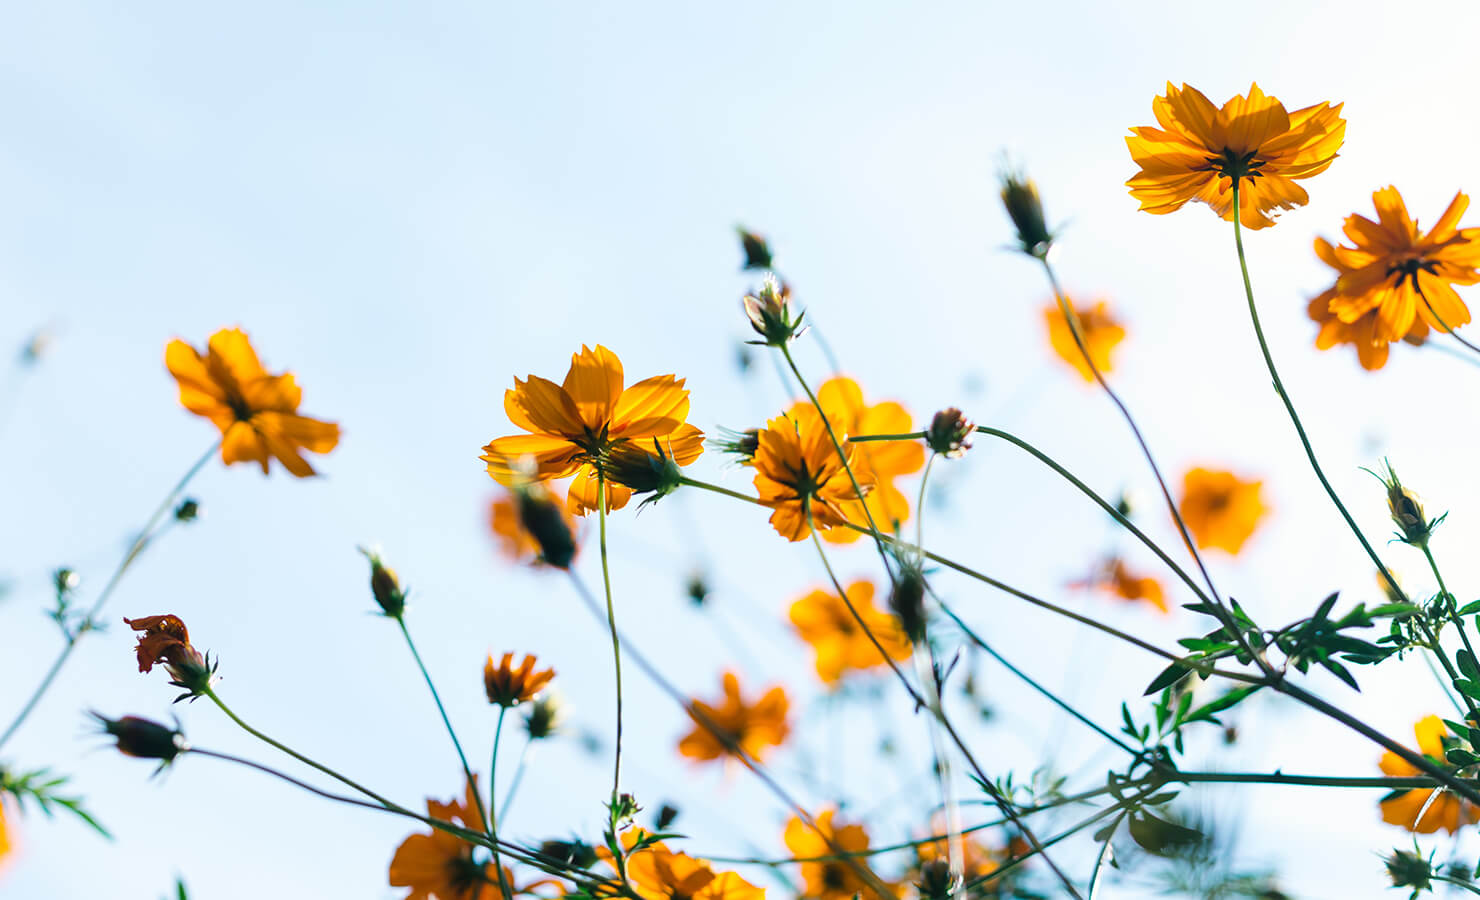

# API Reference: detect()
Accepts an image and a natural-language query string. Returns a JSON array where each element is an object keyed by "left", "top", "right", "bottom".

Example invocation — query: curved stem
[
  {"left": 0, "top": 440, "right": 220, "bottom": 752},
  {"left": 489, "top": 706, "right": 513, "bottom": 900},
  {"left": 396, "top": 616, "right": 490, "bottom": 836},
  {"left": 1229, "top": 180, "right": 1406, "bottom": 605},
  {"left": 499, "top": 741, "right": 533, "bottom": 822},
  {"left": 1423, "top": 544, "right": 1480, "bottom": 688},
  {"left": 596, "top": 469, "right": 624, "bottom": 802}
]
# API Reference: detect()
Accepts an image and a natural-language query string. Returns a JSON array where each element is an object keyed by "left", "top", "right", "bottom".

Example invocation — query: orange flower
[
  {"left": 483, "top": 653, "right": 555, "bottom": 708},
  {"left": 124, "top": 614, "right": 212, "bottom": 695},
  {"left": 1126, "top": 83, "right": 1345, "bottom": 229},
  {"left": 0, "top": 797, "right": 12, "bottom": 870},
  {"left": 678, "top": 672, "right": 790, "bottom": 764},
  {"left": 753, "top": 407, "right": 873, "bottom": 542},
  {"left": 389, "top": 779, "right": 494, "bottom": 900},
  {"left": 1378, "top": 716, "right": 1477, "bottom": 834},
  {"left": 1306, "top": 293, "right": 1427, "bottom": 371},
  {"left": 1072, "top": 558, "right": 1167, "bottom": 613},
  {"left": 789, "top": 580, "right": 912, "bottom": 685},
  {"left": 916, "top": 833, "right": 1019, "bottom": 891},
  {"left": 480, "top": 345, "right": 704, "bottom": 516},
  {"left": 489, "top": 487, "right": 578, "bottom": 567},
  {"left": 165, "top": 328, "right": 340, "bottom": 477},
  {"left": 784, "top": 810, "right": 895, "bottom": 900},
  {"left": 1044, "top": 299, "right": 1126, "bottom": 381},
  {"left": 1178, "top": 467, "right": 1267, "bottom": 555},
  {"left": 790, "top": 377, "right": 924, "bottom": 545},
  {"left": 622, "top": 839, "right": 765, "bottom": 900},
  {"left": 1313, "top": 186, "right": 1480, "bottom": 345}
]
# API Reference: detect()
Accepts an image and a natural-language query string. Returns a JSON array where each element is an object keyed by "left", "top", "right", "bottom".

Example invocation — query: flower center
[
  {"left": 1209, "top": 148, "right": 1266, "bottom": 183},
  {"left": 1388, "top": 255, "right": 1439, "bottom": 291}
]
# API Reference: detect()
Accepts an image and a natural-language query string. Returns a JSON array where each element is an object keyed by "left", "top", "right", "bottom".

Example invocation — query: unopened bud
[
  {"left": 1000, "top": 169, "right": 1055, "bottom": 258},
  {"left": 736, "top": 226, "right": 774, "bottom": 271},
  {"left": 92, "top": 712, "right": 186, "bottom": 764},
  {"left": 889, "top": 557, "right": 929, "bottom": 645},
  {"left": 514, "top": 485, "right": 577, "bottom": 569},
  {"left": 916, "top": 859, "right": 960, "bottom": 900},
  {"left": 1369, "top": 460, "right": 1444, "bottom": 547},
  {"left": 742, "top": 276, "right": 806, "bottom": 347},
  {"left": 925, "top": 408, "right": 973, "bottom": 459},
  {"left": 605, "top": 441, "right": 683, "bottom": 510},
  {"left": 358, "top": 547, "right": 407, "bottom": 617},
  {"left": 174, "top": 498, "right": 200, "bottom": 522},
  {"left": 524, "top": 693, "right": 564, "bottom": 740},
  {"left": 710, "top": 427, "right": 760, "bottom": 465}
]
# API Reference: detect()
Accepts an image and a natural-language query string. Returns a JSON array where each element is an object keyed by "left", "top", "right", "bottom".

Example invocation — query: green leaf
[
  {"left": 1446, "top": 748, "right": 1480, "bottom": 767},
  {"left": 1460, "top": 650, "right": 1480, "bottom": 684},
  {"left": 1127, "top": 811, "right": 1203, "bottom": 857},
  {"left": 1143, "top": 662, "right": 1190, "bottom": 696},
  {"left": 1457, "top": 600, "right": 1480, "bottom": 616}
]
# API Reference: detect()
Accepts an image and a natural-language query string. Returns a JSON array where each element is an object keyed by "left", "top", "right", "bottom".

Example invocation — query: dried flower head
[
  {"left": 1126, "top": 82, "right": 1345, "bottom": 229},
  {"left": 484, "top": 653, "right": 555, "bottom": 708},
  {"left": 123, "top": 614, "right": 214, "bottom": 700},
  {"left": 1000, "top": 169, "right": 1055, "bottom": 257},
  {"left": 742, "top": 276, "right": 806, "bottom": 347},
  {"left": 924, "top": 408, "right": 973, "bottom": 459},
  {"left": 165, "top": 328, "right": 340, "bottom": 477}
]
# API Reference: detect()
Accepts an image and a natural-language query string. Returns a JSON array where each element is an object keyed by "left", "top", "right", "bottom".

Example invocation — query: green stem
[
  {"left": 499, "top": 741, "right": 533, "bottom": 822},
  {"left": 1423, "top": 544, "right": 1480, "bottom": 680},
  {"left": 1086, "top": 811, "right": 1125, "bottom": 900},
  {"left": 0, "top": 440, "right": 220, "bottom": 752},
  {"left": 395, "top": 616, "right": 490, "bottom": 837},
  {"left": 596, "top": 469, "right": 623, "bottom": 802},
  {"left": 204, "top": 686, "right": 402, "bottom": 810},
  {"left": 1229, "top": 179, "right": 1407, "bottom": 605},
  {"left": 489, "top": 706, "right": 512, "bottom": 900}
]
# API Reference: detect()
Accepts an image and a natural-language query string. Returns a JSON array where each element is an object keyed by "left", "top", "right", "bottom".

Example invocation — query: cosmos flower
[
  {"left": 483, "top": 653, "right": 555, "bottom": 708},
  {"left": 623, "top": 839, "right": 765, "bottom": 900},
  {"left": 783, "top": 810, "right": 896, "bottom": 900},
  {"left": 1072, "top": 557, "right": 1167, "bottom": 613},
  {"left": 388, "top": 779, "right": 494, "bottom": 900},
  {"left": 789, "top": 580, "right": 912, "bottom": 685},
  {"left": 752, "top": 407, "right": 872, "bottom": 542},
  {"left": 1126, "top": 83, "right": 1344, "bottom": 229},
  {"left": 1378, "top": 716, "right": 1477, "bottom": 834},
  {"left": 165, "top": 328, "right": 340, "bottom": 476},
  {"left": 677, "top": 672, "right": 790, "bottom": 764},
  {"left": 1177, "top": 467, "right": 1268, "bottom": 555},
  {"left": 1043, "top": 299, "right": 1126, "bottom": 381}
]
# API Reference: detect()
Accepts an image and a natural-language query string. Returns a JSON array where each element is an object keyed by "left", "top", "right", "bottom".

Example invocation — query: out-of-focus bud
[
  {"left": 53, "top": 567, "right": 79, "bottom": 596},
  {"left": 924, "top": 408, "right": 974, "bottom": 459},
  {"left": 684, "top": 570, "right": 711, "bottom": 607},
  {"left": 358, "top": 547, "right": 407, "bottom": 618},
  {"left": 736, "top": 225, "right": 774, "bottom": 271},
  {"left": 1000, "top": 169, "right": 1055, "bottom": 258},
  {"left": 710, "top": 427, "right": 760, "bottom": 466},
  {"left": 605, "top": 441, "right": 683, "bottom": 510},
  {"left": 609, "top": 792, "right": 641, "bottom": 825},
  {"left": 537, "top": 838, "right": 598, "bottom": 870},
  {"left": 889, "top": 555, "right": 929, "bottom": 645},
  {"left": 92, "top": 712, "right": 186, "bottom": 767},
  {"left": 916, "top": 858, "right": 960, "bottom": 900},
  {"left": 123, "top": 614, "right": 215, "bottom": 701},
  {"left": 513, "top": 482, "right": 578, "bottom": 569},
  {"left": 742, "top": 276, "right": 806, "bottom": 347},
  {"left": 174, "top": 498, "right": 200, "bottom": 523},
  {"left": 19, "top": 328, "right": 53, "bottom": 366},
  {"left": 1369, "top": 460, "right": 1444, "bottom": 547},
  {"left": 1385, "top": 846, "right": 1434, "bottom": 893},
  {"left": 654, "top": 803, "right": 680, "bottom": 831},
  {"left": 523, "top": 693, "right": 563, "bottom": 740}
]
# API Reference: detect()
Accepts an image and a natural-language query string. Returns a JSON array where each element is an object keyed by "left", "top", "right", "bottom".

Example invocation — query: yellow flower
[
  {"left": 784, "top": 810, "right": 896, "bottom": 900},
  {"left": 1178, "top": 467, "right": 1268, "bottom": 555},
  {"left": 752, "top": 407, "right": 873, "bottom": 542},
  {"left": 916, "top": 832, "right": 1025, "bottom": 893},
  {"left": 0, "top": 797, "right": 12, "bottom": 871},
  {"left": 389, "top": 779, "right": 493, "bottom": 900},
  {"left": 481, "top": 345, "right": 704, "bottom": 516},
  {"left": 165, "top": 328, "right": 340, "bottom": 476},
  {"left": 483, "top": 653, "right": 555, "bottom": 708},
  {"left": 1314, "top": 186, "right": 1480, "bottom": 345},
  {"left": 1043, "top": 299, "right": 1126, "bottom": 381},
  {"left": 789, "top": 580, "right": 912, "bottom": 685},
  {"left": 790, "top": 377, "right": 924, "bottom": 545},
  {"left": 1379, "top": 715, "right": 1477, "bottom": 834},
  {"left": 678, "top": 671, "right": 790, "bottom": 764},
  {"left": 1126, "top": 83, "right": 1344, "bottom": 229},
  {"left": 1306, "top": 291, "right": 1427, "bottom": 371},
  {"left": 489, "top": 487, "right": 578, "bottom": 567},
  {"left": 623, "top": 840, "right": 766, "bottom": 900},
  {"left": 1072, "top": 557, "right": 1168, "bottom": 614}
]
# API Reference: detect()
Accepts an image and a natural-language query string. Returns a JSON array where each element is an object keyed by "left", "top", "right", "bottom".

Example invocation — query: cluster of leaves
[{"left": 0, "top": 765, "right": 108, "bottom": 838}]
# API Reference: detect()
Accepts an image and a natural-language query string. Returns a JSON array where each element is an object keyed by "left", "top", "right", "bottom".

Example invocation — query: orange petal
[{"left": 562, "top": 345, "right": 624, "bottom": 430}]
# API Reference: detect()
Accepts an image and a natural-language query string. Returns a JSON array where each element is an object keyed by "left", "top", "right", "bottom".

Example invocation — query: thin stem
[
  {"left": 1420, "top": 292, "right": 1480, "bottom": 358},
  {"left": 1415, "top": 615, "right": 1480, "bottom": 718},
  {"left": 1423, "top": 544, "right": 1480, "bottom": 681},
  {"left": 499, "top": 741, "right": 533, "bottom": 822},
  {"left": 396, "top": 616, "right": 490, "bottom": 836},
  {"left": 1086, "top": 812, "right": 1125, "bottom": 899},
  {"left": 0, "top": 440, "right": 220, "bottom": 752},
  {"left": 489, "top": 705, "right": 513, "bottom": 900},
  {"left": 596, "top": 469, "right": 624, "bottom": 802},
  {"left": 1229, "top": 179, "right": 1407, "bottom": 606},
  {"left": 188, "top": 747, "right": 406, "bottom": 816},
  {"left": 204, "top": 686, "right": 402, "bottom": 810}
]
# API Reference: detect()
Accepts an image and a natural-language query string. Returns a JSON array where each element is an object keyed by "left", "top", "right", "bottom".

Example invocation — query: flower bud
[
  {"left": 735, "top": 225, "right": 774, "bottom": 271},
  {"left": 710, "top": 427, "right": 760, "bottom": 465},
  {"left": 537, "top": 839, "right": 598, "bottom": 870},
  {"left": 1369, "top": 460, "right": 1445, "bottom": 547},
  {"left": 916, "top": 859, "right": 960, "bottom": 900},
  {"left": 742, "top": 276, "right": 806, "bottom": 347},
  {"left": 1385, "top": 846, "right": 1433, "bottom": 892},
  {"left": 174, "top": 498, "right": 200, "bottom": 522},
  {"left": 924, "top": 408, "right": 973, "bottom": 459},
  {"left": 1000, "top": 169, "right": 1055, "bottom": 258},
  {"left": 605, "top": 441, "right": 683, "bottom": 510},
  {"left": 92, "top": 712, "right": 186, "bottom": 764},
  {"left": 889, "top": 556, "right": 929, "bottom": 645},
  {"left": 358, "top": 547, "right": 407, "bottom": 617},
  {"left": 523, "top": 693, "right": 563, "bottom": 740},
  {"left": 514, "top": 484, "right": 578, "bottom": 569}
]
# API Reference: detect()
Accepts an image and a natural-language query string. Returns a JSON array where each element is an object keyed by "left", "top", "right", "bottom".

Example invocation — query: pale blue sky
[{"left": 5, "top": 2, "right": 1480, "bottom": 897}]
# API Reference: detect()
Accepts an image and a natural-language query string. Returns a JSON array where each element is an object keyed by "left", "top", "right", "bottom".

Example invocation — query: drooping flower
[
  {"left": 784, "top": 810, "right": 895, "bottom": 900},
  {"left": 389, "top": 779, "right": 494, "bottom": 900},
  {"left": 1044, "top": 299, "right": 1126, "bottom": 381},
  {"left": 489, "top": 486, "right": 578, "bottom": 568},
  {"left": 788, "top": 377, "right": 923, "bottom": 545},
  {"left": 1313, "top": 186, "right": 1480, "bottom": 345},
  {"left": 483, "top": 653, "right": 555, "bottom": 708},
  {"left": 481, "top": 345, "right": 704, "bottom": 516},
  {"left": 124, "top": 614, "right": 214, "bottom": 697},
  {"left": 622, "top": 839, "right": 766, "bottom": 900},
  {"left": 1126, "top": 83, "right": 1345, "bottom": 229},
  {"left": 165, "top": 328, "right": 340, "bottom": 477},
  {"left": 1178, "top": 467, "right": 1268, "bottom": 555},
  {"left": 789, "top": 580, "right": 912, "bottom": 685},
  {"left": 678, "top": 672, "right": 790, "bottom": 764},
  {"left": 1071, "top": 557, "right": 1168, "bottom": 613},
  {"left": 752, "top": 407, "right": 873, "bottom": 542},
  {"left": 1378, "top": 716, "right": 1477, "bottom": 834}
]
